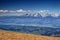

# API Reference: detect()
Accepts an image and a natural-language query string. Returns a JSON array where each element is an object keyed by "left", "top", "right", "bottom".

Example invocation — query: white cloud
[
  {"left": 0, "top": 10, "right": 4, "bottom": 12},
  {"left": 51, "top": 13, "right": 60, "bottom": 17},
  {"left": 27, "top": 10, "right": 31, "bottom": 12},
  {"left": 29, "top": 10, "right": 49, "bottom": 13},
  {"left": 16, "top": 9, "right": 27, "bottom": 12},
  {"left": 9, "top": 10, "right": 16, "bottom": 12},
  {"left": 0, "top": 9, "right": 27, "bottom": 13},
  {"left": 0, "top": 10, "right": 8, "bottom": 13},
  {"left": 3, "top": 10, "right": 8, "bottom": 13},
  {"left": 0, "top": 9, "right": 49, "bottom": 13}
]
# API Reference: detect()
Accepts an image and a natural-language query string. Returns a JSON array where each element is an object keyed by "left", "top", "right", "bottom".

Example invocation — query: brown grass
[{"left": 0, "top": 30, "right": 60, "bottom": 40}]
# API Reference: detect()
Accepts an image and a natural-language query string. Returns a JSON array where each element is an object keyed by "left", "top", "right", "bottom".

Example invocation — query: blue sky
[{"left": 0, "top": 0, "right": 60, "bottom": 13}]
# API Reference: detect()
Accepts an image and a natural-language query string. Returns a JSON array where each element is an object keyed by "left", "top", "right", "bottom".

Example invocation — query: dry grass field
[{"left": 0, "top": 30, "right": 60, "bottom": 40}]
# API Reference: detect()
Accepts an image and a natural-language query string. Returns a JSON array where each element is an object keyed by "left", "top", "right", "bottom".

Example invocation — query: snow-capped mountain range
[
  {"left": 0, "top": 9, "right": 60, "bottom": 17},
  {"left": 0, "top": 12, "right": 60, "bottom": 17}
]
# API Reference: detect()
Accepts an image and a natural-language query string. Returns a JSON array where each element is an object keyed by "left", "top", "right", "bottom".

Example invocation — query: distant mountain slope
[
  {"left": 0, "top": 25, "right": 60, "bottom": 37},
  {"left": 0, "top": 16, "right": 60, "bottom": 27}
]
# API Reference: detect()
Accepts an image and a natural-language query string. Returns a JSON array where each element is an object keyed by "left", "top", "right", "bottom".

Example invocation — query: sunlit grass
[{"left": 0, "top": 30, "right": 60, "bottom": 40}]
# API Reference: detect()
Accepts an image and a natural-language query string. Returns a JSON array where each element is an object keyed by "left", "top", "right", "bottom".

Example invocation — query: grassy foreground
[{"left": 0, "top": 30, "right": 60, "bottom": 40}]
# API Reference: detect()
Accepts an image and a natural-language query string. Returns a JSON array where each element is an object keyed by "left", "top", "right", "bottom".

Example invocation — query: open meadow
[{"left": 0, "top": 30, "right": 60, "bottom": 40}]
